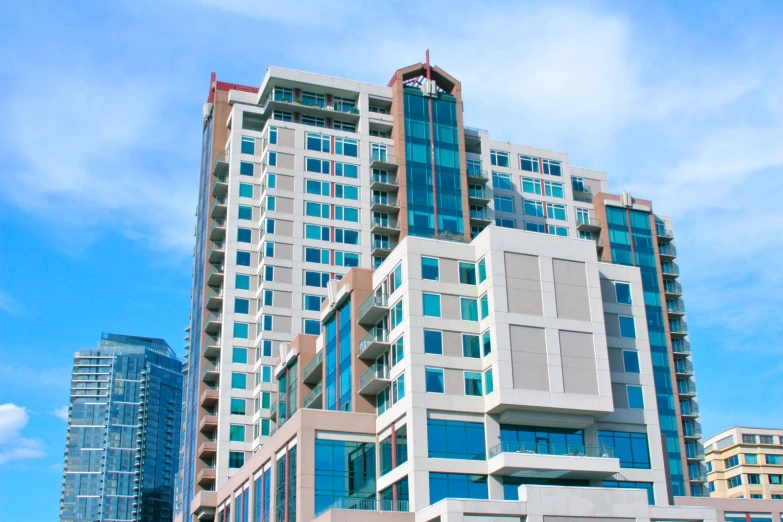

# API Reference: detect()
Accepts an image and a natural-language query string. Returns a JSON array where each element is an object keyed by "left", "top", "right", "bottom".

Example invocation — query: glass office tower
[{"left": 59, "top": 333, "right": 184, "bottom": 522}]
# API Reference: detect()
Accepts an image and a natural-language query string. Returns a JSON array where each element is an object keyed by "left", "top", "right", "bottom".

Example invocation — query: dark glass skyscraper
[{"left": 59, "top": 333, "right": 184, "bottom": 522}]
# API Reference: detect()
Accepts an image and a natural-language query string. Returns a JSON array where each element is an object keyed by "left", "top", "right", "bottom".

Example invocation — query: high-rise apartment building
[
  {"left": 704, "top": 427, "right": 783, "bottom": 500},
  {"left": 60, "top": 333, "right": 184, "bottom": 522},
  {"left": 180, "top": 58, "right": 704, "bottom": 520}
]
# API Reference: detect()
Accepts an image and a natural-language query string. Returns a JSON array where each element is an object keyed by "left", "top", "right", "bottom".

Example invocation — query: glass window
[
  {"left": 525, "top": 221, "right": 546, "bottom": 233},
  {"left": 230, "top": 424, "right": 245, "bottom": 442},
  {"left": 265, "top": 242, "right": 275, "bottom": 258},
  {"left": 492, "top": 172, "right": 512, "bottom": 190},
  {"left": 231, "top": 373, "right": 247, "bottom": 389},
  {"left": 602, "top": 481, "right": 653, "bottom": 504},
  {"left": 484, "top": 369, "right": 494, "bottom": 394},
  {"left": 421, "top": 257, "right": 440, "bottom": 280},
  {"left": 482, "top": 330, "right": 492, "bottom": 356},
  {"left": 615, "top": 282, "right": 632, "bottom": 304},
  {"left": 429, "top": 473, "right": 488, "bottom": 505},
  {"left": 263, "top": 289, "right": 273, "bottom": 306},
  {"left": 544, "top": 181, "right": 564, "bottom": 198},
  {"left": 727, "top": 475, "right": 742, "bottom": 488},
  {"left": 239, "top": 183, "right": 253, "bottom": 198},
  {"left": 240, "top": 161, "right": 254, "bottom": 176},
  {"left": 748, "top": 474, "right": 761, "bottom": 484},
  {"left": 524, "top": 199, "right": 545, "bottom": 217},
  {"left": 425, "top": 368, "right": 445, "bottom": 393},
  {"left": 522, "top": 177, "right": 541, "bottom": 194},
  {"left": 725, "top": 455, "right": 740, "bottom": 468},
  {"left": 390, "top": 300, "right": 403, "bottom": 329},
  {"left": 304, "top": 319, "right": 320, "bottom": 335},
  {"left": 495, "top": 217, "right": 515, "bottom": 228},
  {"left": 229, "top": 451, "right": 245, "bottom": 468},
  {"left": 306, "top": 132, "right": 330, "bottom": 152},
  {"left": 459, "top": 262, "right": 476, "bottom": 285},
  {"left": 334, "top": 137, "right": 358, "bottom": 157},
  {"left": 542, "top": 159, "right": 562, "bottom": 176},
  {"left": 391, "top": 336, "right": 405, "bottom": 367},
  {"left": 235, "top": 274, "right": 250, "bottom": 290},
  {"left": 230, "top": 398, "right": 246, "bottom": 415},
  {"left": 462, "top": 335, "right": 481, "bottom": 358},
  {"left": 769, "top": 474, "right": 782, "bottom": 484},
  {"left": 598, "top": 431, "right": 651, "bottom": 469},
  {"left": 478, "top": 258, "right": 487, "bottom": 283},
  {"left": 424, "top": 330, "right": 443, "bottom": 355},
  {"left": 546, "top": 203, "right": 566, "bottom": 220},
  {"left": 461, "top": 298, "right": 478, "bottom": 321},
  {"left": 232, "top": 347, "right": 248, "bottom": 364},
  {"left": 304, "top": 295, "right": 325, "bottom": 312},
  {"left": 490, "top": 150, "right": 509, "bottom": 168},
  {"left": 238, "top": 205, "right": 253, "bottom": 220},
  {"left": 767, "top": 454, "right": 782, "bottom": 464},
  {"left": 494, "top": 195, "right": 514, "bottom": 213},
  {"left": 314, "top": 440, "right": 376, "bottom": 515},
  {"left": 548, "top": 225, "right": 568, "bottom": 237},
  {"left": 233, "top": 323, "right": 249, "bottom": 339},
  {"left": 480, "top": 294, "right": 489, "bottom": 319},
  {"left": 263, "top": 265, "right": 274, "bottom": 282},
  {"left": 465, "top": 372, "right": 483, "bottom": 396},
  {"left": 390, "top": 263, "right": 403, "bottom": 293},
  {"left": 236, "top": 251, "right": 251, "bottom": 267},
  {"left": 427, "top": 419, "right": 486, "bottom": 460},
  {"left": 235, "top": 298, "right": 249, "bottom": 314},
  {"left": 241, "top": 136, "right": 255, "bottom": 155},
  {"left": 423, "top": 293, "right": 441, "bottom": 317},
  {"left": 627, "top": 385, "right": 644, "bottom": 409},
  {"left": 520, "top": 155, "right": 540, "bottom": 172},
  {"left": 265, "top": 219, "right": 275, "bottom": 234},
  {"left": 619, "top": 316, "right": 636, "bottom": 338},
  {"left": 622, "top": 350, "right": 640, "bottom": 373}
]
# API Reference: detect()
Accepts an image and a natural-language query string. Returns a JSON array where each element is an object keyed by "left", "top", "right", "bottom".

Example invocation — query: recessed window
[
  {"left": 235, "top": 298, "right": 249, "bottom": 314},
  {"left": 462, "top": 335, "right": 481, "bottom": 358},
  {"left": 424, "top": 329, "right": 443, "bottom": 354},
  {"left": 238, "top": 205, "right": 253, "bottom": 220},
  {"left": 492, "top": 171, "right": 512, "bottom": 190},
  {"left": 263, "top": 265, "right": 274, "bottom": 282},
  {"left": 766, "top": 454, "right": 782, "bottom": 464},
  {"left": 461, "top": 297, "right": 478, "bottom": 321},
  {"left": 390, "top": 300, "right": 403, "bottom": 329},
  {"left": 464, "top": 372, "right": 483, "bottom": 396},
  {"left": 303, "top": 295, "right": 324, "bottom": 311},
  {"left": 494, "top": 195, "right": 514, "bottom": 213},
  {"left": 235, "top": 274, "right": 250, "bottom": 290},
  {"left": 423, "top": 293, "right": 442, "bottom": 317},
  {"left": 459, "top": 262, "right": 477, "bottom": 285},
  {"left": 229, "top": 451, "right": 245, "bottom": 468},
  {"left": 745, "top": 454, "right": 758, "bottom": 464},
  {"left": 626, "top": 385, "right": 644, "bottom": 409},
  {"left": 425, "top": 368, "right": 444, "bottom": 393},
  {"left": 237, "top": 228, "right": 252, "bottom": 243},
  {"left": 482, "top": 331, "right": 492, "bottom": 356},
  {"left": 262, "top": 315, "right": 272, "bottom": 331},
  {"left": 230, "top": 424, "right": 245, "bottom": 442},
  {"left": 421, "top": 257, "right": 440, "bottom": 281},
  {"left": 484, "top": 369, "right": 494, "bottom": 394},
  {"left": 478, "top": 258, "right": 487, "bottom": 283},
  {"left": 239, "top": 183, "right": 253, "bottom": 198},
  {"left": 618, "top": 316, "right": 636, "bottom": 339},
  {"left": 236, "top": 251, "right": 251, "bottom": 267},
  {"left": 303, "top": 319, "right": 320, "bottom": 335},
  {"left": 231, "top": 372, "right": 247, "bottom": 389},
  {"left": 726, "top": 455, "right": 740, "bottom": 468},
  {"left": 240, "top": 136, "right": 255, "bottom": 155},
  {"left": 480, "top": 294, "right": 489, "bottom": 319},
  {"left": 747, "top": 474, "right": 761, "bottom": 484},
  {"left": 264, "top": 242, "right": 275, "bottom": 258},
  {"left": 232, "top": 347, "right": 247, "bottom": 364},
  {"left": 490, "top": 150, "right": 509, "bottom": 168},
  {"left": 427, "top": 419, "right": 486, "bottom": 459},
  {"left": 615, "top": 282, "right": 632, "bottom": 304},
  {"left": 263, "top": 289, "right": 273, "bottom": 306},
  {"left": 230, "top": 398, "right": 245, "bottom": 415},
  {"left": 622, "top": 350, "right": 640, "bottom": 373},
  {"left": 233, "top": 323, "right": 249, "bottom": 339},
  {"left": 727, "top": 475, "right": 742, "bottom": 488},
  {"left": 240, "top": 161, "right": 254, "bottom": 176}
]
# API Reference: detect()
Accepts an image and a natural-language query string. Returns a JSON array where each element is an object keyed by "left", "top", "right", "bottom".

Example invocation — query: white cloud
[
  {"left": 0, "top": 289, "right": 21, "bottom": 316},
  {"left": 51, "top": 406, "right": 69, "bottom": 421},
  {"left": 0, "top": 404, "right": 45, "bottom": 465}
]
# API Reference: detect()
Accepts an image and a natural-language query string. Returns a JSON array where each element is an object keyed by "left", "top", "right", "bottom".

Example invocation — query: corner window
[
  {"left": 458, "top": 262, "right": 476, "bottom": 285},
  {"left": 615, "top": 282, "right": 632, "bottom": 304},
  {"left": 462, "top": 335, "right": 481, "bottom": 358},
  {"left": 421, "top": 257, "right": 440, "bottom": 280},
  {"left": 484, "top": 369, "right": 494, "bottom": 394},
  {"left": 460, "top": 297, "right": 478, "bottom": 321},
  {"left": 618, "top": 316, "right": 636, "bottom": 339},
  {"left": 480, "top": 293, "right": 489, "bottom": 319},
  {"left": 464, "top": 372, "right": 483, "bottom": 396},
  {"left": 478, "top": 258, "right": 487, "bottom": 283}
]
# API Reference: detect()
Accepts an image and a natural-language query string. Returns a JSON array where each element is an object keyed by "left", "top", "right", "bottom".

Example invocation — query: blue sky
[{"left": 1, "top": 1, "right": 782, "bottom": 520}]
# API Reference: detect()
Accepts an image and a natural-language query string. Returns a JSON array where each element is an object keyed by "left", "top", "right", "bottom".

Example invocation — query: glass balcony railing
[
  {"left": 466, "top": 167, "right": 488, "bottom": 179},
  {"left": 303, "top": 382, "right": 322, "bottom": 409},
  {"left": 662, "top": 264, "right": 679, "bottom": 276},
  {"left": 372, "top": 194, "right": 398, "bottom": 207},
  {"left": 358, "top": 327, "right": 389, "bottom": 355},
  {"left": 359, "top": 363, "right": 389, "bottom": 390},
  {"left": 488, "top": 441, "right": 615, "bottom": 459},
  {"left": 315, "top": 498, "right": 408, "bottom": 517},
  {"left": 572, "top": 183, "right": 592, "bottom": 193},
  {"left": 371, "top": 172, "right": 398, "bottom": 186},
  {"left": 303, "top": 351, "right": 323, "bottom": 381}
]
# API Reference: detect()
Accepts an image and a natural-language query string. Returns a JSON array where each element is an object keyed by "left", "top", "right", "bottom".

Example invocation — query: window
[
  {"left": 465, "top": 372, "right": 483, "bottom": 396},
  {"left": 264, "top": 242, "right": 275, "bottom": 258},
  {"left": 494, "top": 195, "right": 514, "bottom": 213},
  {"left": 241, "top": 136, "right": 255, "bottom": 155},
  {"left": 238, "top": 205, "right": 253, "bottom": 220},
  {"left": 268, "top": 125, "right": 278, "bottom": 144},
  {"left": 492, "top": 172, "right": 512, "bottom": 190},
  {"left": 427, "top": 419, "right": 486, "bottom": 459},
  {"left": 602, "top": 481, "right": 653, "bottom": 505},
  {"left": 391, "top": 336, "right": 405, "bottom": 366},
  {"left": 482, "top": 330, "right": 492, "bottom": 356},
  {"left": 306, "top": 157, "right": 330, "bottom": 174},
  {"left": 546, "top": 203, "right": 566, "bottom": 220},
  {"left": 231, "top": 373, "right": 247, "bottom": 389},
  {"left": 371, "top": 143, "right": 388, "bottom": 161},
  {"left": 305, "top": 271, "right": 330, "bottom": 288},
  {"left": 490, "top": 150, "right": 509, "bottom": 167},
  {"left": 484, "top": 369, "right": 494, "bottom": 394},
  {"left": 266, "top": 151, "right": 277, "bottom": 167},
  {"left": 390, "top": 263, "right": 403, "bottom": 293},
  {"left": 306, "top": 132, "right": 330, "bottom": 153},
  {"left": 542, "top": 159, "right": 562, "bottom": 176},
  {"left": 461, "top": 297, "right": 478, "bottom": 321},
  {"left": 425, "top": 368, "right": 444, "bottom": 393},
  {"left": 520, "top": 155, "right": 540, "bottom": 172},
  {"left": 305, "top": 201, "right": 330, "bottom": 219},
  {"left": 259, "top": 340, "right": 272, "bottom": 358},
  {"left": 619, "top": 316, "right": 636, "bottom": 338},
  {"left": 462, "top": 335, "right": 481, "bottom": 358},
  {"left": 263, "top": 289, "right": 273, "bottom": 306},
  {"left": 236, "top": 274, "right": 250, "bottom": 290},
  {"left": 390, "top": 300, "right": 403, "bottom": 329},
  {"left": 230, "top": 424, "right": 245, "bottom": 442},
  {"left": 334, "top": 251, "right": 359, "bottom": 267},
  {"left": 724, "top": 455, "right": 740, "bottom": 468},
  {"left": 239, "top": 183, "right": 253, "bottom": 198},
  {"left": 305, "top": 179, "right": 330, "bottom": 196},
  {"left": 236, "top": 251, "right": 251, "bottom": 267},
  {"left": 265, "top": 219, "right": 275, "bottom": 234},
  {"left": 424, "top": 329, "right": 443, "bottom": 355},
  {"left": 627, "top": 385, "right": 644, "bottom": 409},
  {"left": 478, "top": 258, "right": 486, "bottom": 283},
  {"left": 304, "top": 319, "right": 320, "bottom": 335},
  {"left": 524, "top": 199, "right": 545, "bottom": 217},
  {"left": 421, "top": 257, "right": 440, "bottom": 280},
  {"left": 598, "top": 431, "right": 651, "bottom": 469},
  {"left": 230, "top": 398, "right": 246, "bottom": 415},
  {"left": 234, "top": 323, "right": 249, "bottom": 339},
  {"left": 572, "top": 176, "right": 585, "bottom": 191},
  {"left": 544, "top": 181, "right": 564, "bottom": 198},
  {"left": 429, "top": 473, "right": 488, "bottom": 505},
  {"left": 305, "top": 224, "right": 330, "bottom": 241},
  {"left": 615, "top": 282, "right": 632, "bottom": 304},
  {"left": 459, "top": 262, "right": 476, "bottom": 285},
  {"left": 748, "top": 474, "right": 761, "bottom": 484},
  {"left": 261, "top": 315, "right": 273, "bottom": 331},
  {"left": 305, "top": 247, "right": 330, "bottom": 265},
  {"left": 522, "top": 177, "right": 541, "bottom": 194},
  {"left": 263, "top": 265, "right": 274, "bottom": 282},
  {"left": 728, "top": 475, "right": 742, "bottom": 488},
  {"left": 333, "top": 120, "right": 356, "bottom": 132},
  {"left": 334, "top": 228, "right": 359, "bottom": 245},
  {"left": 525, "top": 222, "right": 546, "bottom": 233},
  {"left": 495, "top": 217, "right": 515, "bottom": 228},
  {"left": 423, "top": 293, "right": 441, "bottom": 317},
  {"left": 769, "top": 474, "right": 783, "bottom": 484},
  {"left": 766, "top": 454, "right": 782, "bottom": 464},
  {"left": 229, "top": 451, "right": 245, "bottom": 468},
  {"left": 232, "top": 347, "right": 248, "bottom": 364},
  {"left": 622, "top": 350, "right": 640, "bottom": 373},
  {"left": 302, "top": 114, "right": 326, "bottom": 127},
  {"left": 760, "top": 435, "right": 775, "bottom": 444},
  {"left": 335, "top": 183, "right": 359, "bottom": 200},
  {"left": 334, "top": 137, "right": 358, "bottom": 157},
  {"left": 334, "top": 162, "right": 358, "bottom": 178},
  {"left": 745, "top": 454, "right": 759, "bottom": 464},
  {"left": 240, "top": 161, "right": 254, "bottom": 176},
  {"left": 548, "top": 225, "right": 568, "bottom": 237},
  {"left": 480, "top": 294, "right": 489, "bottom": 319},
  {"left": 266, "top": 194, "right": 277, "bottom": 212},
  {"left": 392, "top": 373, "right": 405, "bottom": 402},
  {"left": 304, "top": 295, "right": 324, "bottom": 311},
  {"left": 335, "top": 206, "right": 359, "bottom": 222},
  {"left": 301, "top": 91, "right": 325, "bottom": 107},
  {"left": 272, "top": 110, "right": 292, "bottom": 122}
]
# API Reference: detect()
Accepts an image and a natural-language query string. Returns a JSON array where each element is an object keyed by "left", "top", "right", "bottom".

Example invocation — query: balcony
[
  {"left": 572, "top": 183, "right": 592, "bottom": 195},
  {"left": 303, "top": 351, "right": 323, "bottom": 385},
  {"left": 269, "top": 398, "right": 278, "bottom": 421},
  {"left": 487, "top": 441, "right": 620, "bottom": 480},
  {"left": 370, "top": 194, "right": 399, "bottom": 214},
  {"left": 657, "top": 228, "right": 674, "bottom": 242},
  {"left": 576, "top": 216, "right": 602, "bottom": 232},
  {"left": 370, "top": 152, "right": 398, "bottom": 171},
  {"left": 205, "top": 288, "right": 223, "bottom": 310},
  {"left": 212, "top": 153, "right": 229, "bottom": 176},
  {"left": 674, "top": 360, "right": 694, "bottom": 377},
  {"left": 671, "top": 340, "right": 691, "bottom": 357},
  {"left": 678, "top": 380, "right": 698, "bottom": 398},
  {"left": 196, "top": 467, "right": 216, "bottom": 486},
  {"left": 371, "top": 238, "right": 394, "bottom": 257},
  {"left": 303, "top": 382, "right": 323, "bottom": 409},
  {"left": 661, "top": 265, "right": 679, "bottom": 280},
  {"left": 358, "top": 293, "right": 389, "bottom": 326},
  {"left": 209, "top": 218, "right": 226, "bottom": 241},
  {"left": 358, "top": 327, "right": 390, "bottom": 360},
  {"left": 667, "top": 304, "right": 686, "bottom": 317},
  {"left": 202, "top": 362, "right": 220, "bottom": 383},
  {"left": 669, "top": 322, "right": 688, "bottom": 338},
  {"left": 197, "top": 441, "right": 217, "bottom": 459},
  {"left": 204, "top": 312, "right": 222, "bottom": 334},
  {"left": 371, "top": 216, "right": 401, "bottom": 236},
  {"left": 469, "top": 208, "right": 493, "bottom": 226},
  {"left": 208, "top": 241, "right": 225, "bottom": 264},
  {"left": 686, "top": 447, "right": 705, "bottom": 460},
  {"left": 683, "top": 425, "right": 702, "bottom": 440},
  {"left": 468, "top": 189, "right": 491, "bottom": 206},
  {"left": 689, "top": 472, "right": 708, "bottom": 482},
  {"left": 315, "top": 497, "right": 409, "bottom": 517},
  {"left": 370, "top": 172, "right": 399, "bottom": 192},
  {"left": 211, "top": 174, "right": 228, "bottom": 197},
  {"left": 659, "top": 245, "right": 677, "bottom": 260},
  {"left": 198, "top": 415, "right": 218, "bottom": 434},
  {"left": 199, "top": 387, "right": 219, "bottom": 407},
  {"left": 466, "top": 168, "right": 489, "bottom": 184},
  {"left": 680, "top": 400, "right": 700, "bottom": 418},
  {"left": 203, "top": 338, "right": 220, "bottom": 358},
  {"left": 210, "top": 196, "right": 227, "bottom": 219},
  {"left": 358, "top": 364, "right": 390, "bottom": 395},
  {"left": 261, "top": 93, "right": 360, "bottom": 121},
  {"left": 207, "top": 265, "right": 224, "bottom": 287},
  {"left": 664, "top": 282, "right": 683, "bottom": 298}
]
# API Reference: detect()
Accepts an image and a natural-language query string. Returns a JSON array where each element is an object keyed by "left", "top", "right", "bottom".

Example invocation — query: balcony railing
[
  {"left": 371, "top": 194, "right": 398, "bottom": 207},
  {"left": 683, "top": 425, "right": 702, "bottom": 438},
  {"left": 678, "top": 380, "right": 697, "bottom": 396},
  {"left": 572, "top": 183, "right": 592, "bottom": 193},
  {"left": 489, "top": 441, "right": 615, "bottom": 459},
  {"left": 303, "top": 382, "right": 322, "bottom": 409},
  {"left": 674, "top": 360, "right": 694, "bottom": 375},
  {"left": 680, "top": 400, "right": 699, "bottom": 416},
  {"left": 358, "top": 327, "right": 389, "bottom": 355},
  {"left": 358, "top": 292, "right": 389, "bottom": 326},
  {"left": 303, "top": 351, "right": 323, "bottom": 383},
  {"left": 466, "top": 168, "right": 489, "bottom": 180},
  {"left": 671, "top": 340, "right": 690, "bottom": 355},
  {"left": 686, "top": 447, "right": 705, "bottom": 459},
  {"left": 661, "top": 265, "right": 680, "bottom": 276},
  {"left": 370, "top": 172, "right": 398, "bottom": 187},
  {"left": 669, "top": 322, "right": 688, "bottom": 335},
  {"left": 359, "top": 363, "right": 389, "bottom": 390},
  {"left": 657, "top": 228, "right": 674, "bottom": 240},
  {"left": 659, "top": 245, "right": 678, "bottom": 257},
  {"left": 664, "top": 282, "right": 683, "bottom": 295},
  {"left": 315, "top": 497, "right": 409, "bottom": 517},
  {"left": 576, "top": 216, "right": 602, "bottom": 229}
]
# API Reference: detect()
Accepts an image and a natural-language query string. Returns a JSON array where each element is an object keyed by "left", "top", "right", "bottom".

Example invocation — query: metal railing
[
  {"left": 303, "top": 351, "right": 323, "bottom": 380},
  {"left": 577, "top": 216, "right": 601, "bottom": 227},
  {"left": 359, "top": 364, "right": 389, "bottom": 390},
  {"left": 684, "top": 425, "right": 702, "bottom": 438},
  {"left": 371, "top": 172, "right": 398, "bottom": 185},
  {"left": 372, "top": 194, "right": 398, "bottom": 207},
  {"left": 469, "top": 189, "right": 488, "bottom": 199},
  {"left": 488, "top": 441, "right": 615, "bottom": 459},
  {"left": 686, "top": 446, "right": 705, "bottom": 459},
  {"left": 213, "top": 174, "right": 227, "bottom": 185},
  {"left": 466, "top": 168, "right": 489, "bottom": 179},
  {"left": 358, "top": 327, "right": 389, "bottom": 354},
  {"left": 662, "top": 265, "right": 679, "bottom": 276},
  {"left": 659, "top": 245, "right": 677, "bottom": 256},
  {"left": 358, "top": 292, "right": 388, "bottom": 318},
  {"left": 372, "top": 216, "right": 399, "bottom": 229},
  {"left": 212, "top": 218, "right": 226, "bottom": 228},
  {"left": 303, "top": 382, "right": 322, "bottom": 408},
  {"left": 371, "top": 152, "right": 397, "bottom": 164},
  {"left": 316, "top": 497, "right": 408, "bottom": 516}
]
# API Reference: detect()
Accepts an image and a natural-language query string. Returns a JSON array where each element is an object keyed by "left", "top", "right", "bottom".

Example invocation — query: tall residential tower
[
  {"left": 60, "top": 333, "right": 184, "bottom": 522},
  {"left": 179, "top": 58, "right": 704, "bottom": 520}
]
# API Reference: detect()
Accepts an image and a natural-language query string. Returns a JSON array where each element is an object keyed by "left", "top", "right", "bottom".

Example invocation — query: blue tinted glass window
[
  {"left": 627, "top": 385, "right": 644, "bottom": 409},
  {"left": 616, "top": 282, "right": 632, "bottom": 304},
  {"left": 461, "top": 298, "right": 478, "bottom": 321},
  {"left": 462, "top": 335, "right": 481, "bottom": 358},
  {"left": 619, "top": 316, "right": 636, "bottom": 338},
  {"left": 262, "top": 315, "right": 272, "bottom": 331},
  {"left": 427, "top": 419, "right": 485, "bottom": 459},
  {"left": 235, "top": 298, "right": 249, "bottom": 314},
  {"left": 421, "top": 257, "right": 439, "bottom": 280},
  {"left": 429, "top": 473, "right": 487, "bottom": 505},
  {"left": 602, "top": 481, "right": 653, "bottom": 504},
  {"left": 263, "top": 289, "right": 273, "bottom": 306},
  {"left": 422, "top": 293, "right": 441, "bottom": 317},
  {"left": 598, "top": 431, "right": 650, "bottom": 469},
  {"left": 230, "top": 424, "right": 245, "bottom": 442},
  {"left": 231, "top": 373, "right": 247, "bottom": 389},
  {"left": 304, "top": 295, "right": 324, "bottom": 311},
  {"left": 236, "top": 251, "right": 251, "bottom": 266},
  {"left": 314, "top": 440, "right": 375, "bottom": 515},
  {"left": 425, "top": 368, "right": 444, "bottom": 393},
  {"left": 459, "top": 262, "right": 476, "bottom": 285},
  {"left": 304, "top": 319, "right": 320, "bottom": 335},
  {"left": 465, "top": 372, "right": 483, "bottom": 396},
  {"left": 623, "top": 350, "right": 640, "bottom": 373},
  {"left": 240, "top": 161, "right": 254, "bottom": 176},
  {"left": 237, "top": 228, "right": 252, "bottom": 243},
  {"left": 229, "top": 451, "right": 245, "bottom": 468},
  {"left": 241, "top": 136, "right": 255, "bottom": 155},
  {"left": 265, "top": 219, "right": 275, "bottom": 234},
  {"left": 238, "top": 205, "right": 253, "bottom": 220},
  {"left": 233, "top": 323, "right": 249, "bottom": 339},
  {"left": 230, "top": 398, "right": 246, "bottom": 415},
  {"left": 264, "top": 265, "right": 274, "bottom": 281},
  {"left": 239, "top": 183, "right": 253, "bottom": 198},
  {"left": 424, "top": 330, "right": 442, "bottom": 354},
  {"left": 235, "top": 274, "right": 250, "bottom": 290}
]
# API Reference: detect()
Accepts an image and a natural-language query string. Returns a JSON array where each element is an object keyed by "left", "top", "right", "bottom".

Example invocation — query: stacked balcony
[
  {"left": 358, "top": 327, "right": 390, "bottom": 360},
  {"left": 208, "top": 240, "right": 225, "bottom": 264},
  {"left": 370, "top": 152, "right": 398, "bottom": 171},
  {"left": 576, "top": 216, "right": 602, "bottom": 232},
  {"left": 370, "top": 171, "right": 399, "bottom": 193},
  {"left": 371, "top": 214, "right": 401, "bottom": 237},
  {"left": 358, "top": 363, "right": 390, "bottom": 395},
  {"left": 210, "top": 197, "right": 227, "bottom": 219},
  {"left": 303, "top": 382, "right": 323, "bottom": 409},
  {"left": 466, "top": 167, "right": 489, "bottom": 184},
  {"left": 370, "top": 193, "right": 399, "bottom": 214},
  {"left": 303, "top": 351, "right": 323, "bottom": 385}
]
